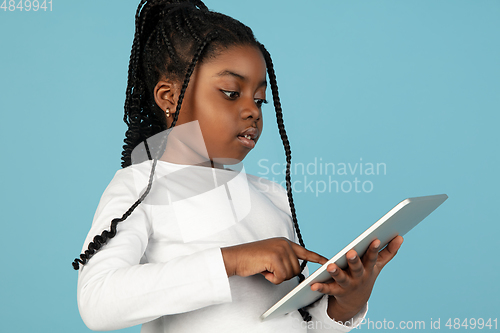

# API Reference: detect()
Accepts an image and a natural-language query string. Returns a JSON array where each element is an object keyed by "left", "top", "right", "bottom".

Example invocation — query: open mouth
[
  {"left": 237, "top": 134, "right": 256, "bottom": 149},
  {"left": 237, "top": 127, "right": 259, "bottom": 149}
]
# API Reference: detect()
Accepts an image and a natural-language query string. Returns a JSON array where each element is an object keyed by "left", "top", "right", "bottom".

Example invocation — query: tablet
[{"left": 260, "top": 194, "right": 448, "bottom": 321}]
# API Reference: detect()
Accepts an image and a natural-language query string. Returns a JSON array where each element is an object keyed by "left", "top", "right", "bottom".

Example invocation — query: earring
[{"left": 165, "top": 108, "right": 170, "bottom": 118}]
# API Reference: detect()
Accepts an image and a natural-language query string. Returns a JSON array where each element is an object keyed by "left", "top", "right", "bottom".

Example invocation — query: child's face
[{"left": 158, "top": 44, "right": 267, "bottom": 166}]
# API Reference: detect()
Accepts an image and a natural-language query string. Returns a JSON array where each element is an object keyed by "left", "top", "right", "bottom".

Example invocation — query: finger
[
  {"left": 346, "top": 249, "right": 364, "bottom": 278},
  {"left": 290, "top": 242, "right": 328, "bottom": 265},
  {"left": 287, "top": 249, "right": 302, "bottom": 277},
  {"left": 362, "top": 239, "right": 381, "bottom": 270},
  {"left": 327, "top": 263, "right": 350, "bottom": 288},
  {"left": 262, "top": 270, "right": 282, "bottom": 284},
  {"left": 261, "top": 270, "right": 272, "bottom": 279},
  {"left": 376, "top": 236, "right": 404, "bottom": 269},
  {"left": 311, "top": 280, "right": 343, "bottom": 295}
]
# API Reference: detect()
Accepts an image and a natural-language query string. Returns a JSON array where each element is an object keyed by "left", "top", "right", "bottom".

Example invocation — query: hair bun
[
  {"left": 154, "top": 0, "right": 208, "bottom": 12},
  {"left": 185, "top": 0, "right": 208, "bottom": 10}
]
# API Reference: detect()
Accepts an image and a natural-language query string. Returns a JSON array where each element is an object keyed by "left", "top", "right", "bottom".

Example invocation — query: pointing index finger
[{"left": 290, "top": 242, "right": 328, "bottom": 265}]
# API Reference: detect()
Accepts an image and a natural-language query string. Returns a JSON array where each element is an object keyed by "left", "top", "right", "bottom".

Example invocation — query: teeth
[{"left": 245, "top": 135, "right": 251, "bottom": 140}]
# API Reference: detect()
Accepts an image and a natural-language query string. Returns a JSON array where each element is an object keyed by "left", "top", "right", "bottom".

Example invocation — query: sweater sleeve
[
  {"left": 77, "top": 168, "right": 232, "bottom": 331},
  {"left": 306, "top": 295, "right": 368, "bottom": 332}
]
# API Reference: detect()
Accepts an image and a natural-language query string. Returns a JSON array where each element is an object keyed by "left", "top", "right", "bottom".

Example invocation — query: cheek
[
  {"left": 176, "top": 95, "right": 196, "bottom": 124},
  {"left": 199, "top": 117, "right": 230, "bottom": 150}
]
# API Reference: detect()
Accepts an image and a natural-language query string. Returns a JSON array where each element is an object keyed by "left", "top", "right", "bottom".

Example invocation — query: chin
[{"left": 212, "top": 157, "right": 245, "bottom": 165}]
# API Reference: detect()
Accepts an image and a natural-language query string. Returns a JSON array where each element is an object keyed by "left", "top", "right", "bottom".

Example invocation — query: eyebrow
[{"left": 214, "top": 70, "right": 267, "bottom": 88}]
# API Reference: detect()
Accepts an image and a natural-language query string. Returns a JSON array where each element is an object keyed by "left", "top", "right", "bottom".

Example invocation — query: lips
[{"left": 237, "top": 127, "right": 259, "bottom": 149}]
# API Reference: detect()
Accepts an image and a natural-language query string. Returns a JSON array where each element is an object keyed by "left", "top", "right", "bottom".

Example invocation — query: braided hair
[{"left": 73, "top": 0, "right": 313, "bottom": 321}]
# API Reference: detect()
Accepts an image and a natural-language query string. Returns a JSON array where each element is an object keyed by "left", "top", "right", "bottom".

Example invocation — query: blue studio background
[{"left": 1, "top": 1, "right": 498, "bottom": 332}]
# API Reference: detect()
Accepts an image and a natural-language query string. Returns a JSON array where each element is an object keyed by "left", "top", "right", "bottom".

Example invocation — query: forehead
[{"left": 199, "top": 45, "right": 267, "bottom": 81}]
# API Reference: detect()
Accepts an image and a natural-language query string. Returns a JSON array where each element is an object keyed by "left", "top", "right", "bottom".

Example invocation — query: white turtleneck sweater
[{"left": 77, "top": 160, "right": 367, "bottom": 332}]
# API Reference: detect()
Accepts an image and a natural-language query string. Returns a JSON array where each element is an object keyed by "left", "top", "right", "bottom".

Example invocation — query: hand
[
  {"left": 310, "top": 236, "right": 404, "bottom": 323},
  {"left": 221, "top": 237, "right": 328, "bottom": 284}
]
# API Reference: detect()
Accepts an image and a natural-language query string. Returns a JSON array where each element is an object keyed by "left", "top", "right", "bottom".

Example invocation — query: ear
[{"left": 154, "top": 79, "right": 181, "bottom": 125}]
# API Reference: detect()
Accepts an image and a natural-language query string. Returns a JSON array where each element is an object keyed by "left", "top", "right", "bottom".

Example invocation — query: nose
[{"left": 240, "top": 97, "right": 261, "bottom": 121}]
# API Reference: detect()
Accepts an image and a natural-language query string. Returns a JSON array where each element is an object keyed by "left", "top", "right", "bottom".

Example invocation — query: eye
[
  {"left": 254, "top": 98, "right": 268, "bottom": 108},
  {"left": 221, "top": 90, "right": 240, "bottom": 99}
]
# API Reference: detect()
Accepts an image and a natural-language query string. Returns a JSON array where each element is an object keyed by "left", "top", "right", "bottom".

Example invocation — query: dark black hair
[{"left": 73, "top": 0, "right": 312, "bottom": 321}]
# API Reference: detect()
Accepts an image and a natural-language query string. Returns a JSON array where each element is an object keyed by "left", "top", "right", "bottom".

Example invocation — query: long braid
[
  {"left": 171, "top": 32, "right": 218, "bottom": 128},
  {"left": 72, "top": 147, "right": 158, "bottom": 270},
  {"left": 259, "top": 43, "right": 312, "bottom": 322},
  {"left": 258, "top": 45, "right": 307, "bottom": 254}
]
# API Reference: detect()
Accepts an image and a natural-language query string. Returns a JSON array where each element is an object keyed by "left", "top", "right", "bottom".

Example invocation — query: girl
[{"left": 73, "top": 1, "right": 403, "bottom": 332}]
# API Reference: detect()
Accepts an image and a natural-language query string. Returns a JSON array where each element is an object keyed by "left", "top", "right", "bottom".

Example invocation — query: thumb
[{"left": 260, "top": 270, "right": 280, "bottom": 284}]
